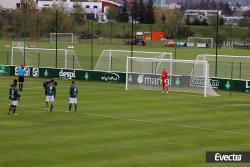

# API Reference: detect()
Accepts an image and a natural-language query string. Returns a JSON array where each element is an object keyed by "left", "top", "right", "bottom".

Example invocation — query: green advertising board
[
  {"left": 2, "top": 65, "right": 250, "bottom": 92},
  {"left": 0, "top": 65, "right": 11, "bottom": 75},
  {"left": 7, "top": 66, "right": 126, "bottom": 83}
]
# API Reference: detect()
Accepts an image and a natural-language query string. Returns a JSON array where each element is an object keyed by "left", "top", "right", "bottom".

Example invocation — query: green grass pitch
[{"left": 0, "top": 76, "right": 250, "bottom": 167}]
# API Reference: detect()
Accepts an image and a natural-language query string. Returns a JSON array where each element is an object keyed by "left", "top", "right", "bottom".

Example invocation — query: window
[
  {"left": 86, "top": 5, "right": 90, "bottom": 8},
  {"left": 94, "top": 5, "right": 98, "bottom": 8}
]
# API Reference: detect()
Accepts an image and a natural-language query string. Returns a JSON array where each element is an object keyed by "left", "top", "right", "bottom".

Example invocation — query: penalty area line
[{"left": 76, "top": 112, "right": 250, "bottom": 137}]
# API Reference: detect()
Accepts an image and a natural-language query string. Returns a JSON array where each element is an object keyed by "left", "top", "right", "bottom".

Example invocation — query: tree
[
  {"left": 210, "top": 0, "right": 217, "bottom": 10},
  {"left": 72, "top": 1, "right": 85, "bottom": 24},
  {"left": 118, "top": 0, "right": 129, "bottom": 22},
  {"left": 222, "top": 2, "right": 233, "bottom": 16},
  {"left": 161, "top": 12, "right": 166, "bottom": 32},
  {"left": 106, "top": 8, "right": 117, "bottom": 22},
  {"left": 218, "top": 1, "right": 224, "bottom": 11},
  {"left": 161, "top": 12, "right": 166, "bottom": 24},
  {"left": 131, "top": 0, "right": 139, "bottom": 22},
  {"left": 184, "top": 13, "right": 190, "bottom": 25},
  {"left": 20, "top": 0, "right": 36, "bottom": 10},
  {"left": 145, "top": 0, "right": 154, "bottom": 24},
  {"left": 138, "top": 0, "right": 145, "bottom": 23},
  {"left": 243, "top": 10, "right": 250, "bottom": 18}
]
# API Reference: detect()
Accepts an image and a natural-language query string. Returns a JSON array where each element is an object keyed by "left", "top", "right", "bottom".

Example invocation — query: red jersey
[{"left": 161, "top": 70, "right": 168, "bottom": 80}]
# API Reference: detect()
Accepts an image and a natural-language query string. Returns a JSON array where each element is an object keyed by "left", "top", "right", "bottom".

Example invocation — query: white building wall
[
  {"left": 0, "top": 0, "right": 20, "bottom": 9},
  {"left": 37, "top": 0, "right": 102, "bottom": 13}
]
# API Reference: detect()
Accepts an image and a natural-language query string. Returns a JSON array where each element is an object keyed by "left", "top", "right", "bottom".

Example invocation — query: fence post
[
  {"left": 230, "top": 61, "right": 234, "bottom": 96},
  {"left": 239, "top": 62, "right": 242, "bottom": 79},
  {"left": 38, "top": 53, "right": 40, "bottom": 67},
  {"left": 7, "top": 51, "right": 9, "bottom": 65},
  {"left": 73, "top": 54, "right": 75, "bottom": 69}
]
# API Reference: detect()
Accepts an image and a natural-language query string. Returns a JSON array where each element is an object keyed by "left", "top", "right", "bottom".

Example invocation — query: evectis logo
[
  {"left": 215, "top": 153, "right": 242, "bottom": 162},
  {"left": 206, "top": 152, "right": 250, "bottom": 163}
]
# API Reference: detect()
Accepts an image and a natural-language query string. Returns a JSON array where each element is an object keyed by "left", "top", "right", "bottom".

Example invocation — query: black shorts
[{"left": 18, "top": 76, "right": 24, "bottom": 82}]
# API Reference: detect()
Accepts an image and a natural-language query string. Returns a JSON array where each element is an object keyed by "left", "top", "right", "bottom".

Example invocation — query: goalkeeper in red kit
[{"left": 161, "top": 68, "right": 168, "bottom": 94}]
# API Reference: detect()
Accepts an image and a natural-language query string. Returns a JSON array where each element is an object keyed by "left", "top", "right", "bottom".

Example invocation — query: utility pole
[{"left": 215, "top": 10, "right": 219, "bottom": 77}]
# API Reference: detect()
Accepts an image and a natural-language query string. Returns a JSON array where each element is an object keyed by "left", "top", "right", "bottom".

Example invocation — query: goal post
[
  {"left": 125, "top": 57, "right": 219, "bottom": 97},
  {"left": 197, "top": 54, "right": 250, "bottom": 79},
  {"left": 94, "top": 50, "right": 173, "bottom": 72},
  {"left": 188, "top": 37, "right": 214, "bottom": 48},
  {"left": 50, "top": 33, "right": 77, "bottom": 44},
  {"left": 11, "top": 46, "right": 82, "bottom": 69}
]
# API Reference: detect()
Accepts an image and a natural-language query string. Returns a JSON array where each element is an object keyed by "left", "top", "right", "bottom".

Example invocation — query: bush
[{"left": 0, "top": 31, "right": 4, "bottom": 38}]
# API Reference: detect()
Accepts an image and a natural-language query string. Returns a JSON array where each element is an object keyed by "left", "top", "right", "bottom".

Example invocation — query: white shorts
[
  {"left": 11, "top": 100, "right": 18, "bottom": 106},
  {"left": 46, "top": 96, "right": 55, "bottom": 103},
  {"left": 69, "top": 98, "right": 77, "bottom": 104}
]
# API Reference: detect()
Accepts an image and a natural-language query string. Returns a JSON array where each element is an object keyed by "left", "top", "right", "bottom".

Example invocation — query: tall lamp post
[
  {"left": 23, "top": 0, "right": 28, "bottom": 66},
  {"left": 55, "top": 9, "right": 58, "bottom": 68},
  {"left": 91, "top": 19, "right": 93, "bottom": 70},
  {"left": 174, "top": 11, "right": 179, "bottom": 59},
  {"left": 215, "top": 10, "right": 219, "bottom": 77},
  {"left": 247, "top": 18, "right": 250, "bottom": 48},
  {"left": 130, "top": 9, "right": 134, "bottom": 58}
]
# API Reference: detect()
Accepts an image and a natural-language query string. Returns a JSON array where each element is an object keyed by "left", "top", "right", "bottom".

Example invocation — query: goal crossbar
[{"left": 94, "top": 50, "right": 173, "bottom": 72}]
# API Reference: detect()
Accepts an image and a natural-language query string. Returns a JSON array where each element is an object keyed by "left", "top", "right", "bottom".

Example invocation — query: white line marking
[
  {"left": 1, "top": 103, "right": 249, "bottom": 136},
  {"left": 75, "top": 112, "right": 250, "bottom": 136}
]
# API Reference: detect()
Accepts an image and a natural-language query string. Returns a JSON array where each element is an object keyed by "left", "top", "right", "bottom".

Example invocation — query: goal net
[
  {"left": 50, "top": 33, "right": 77, "bottom": 43},
  {"left": 188, "top": 37, "right": 214, "bottom": 48},
  {"left": 94, "top": 50, "right": 173, "bottom": 72},
  {"left": 197, "top": 54, "right": 250, "bottom": 79},
  {"left": 11, "top": 43, "right": 82, "bottom": 69},
  {"left": 126, "top": 57, "right": 219, "bottom": 97}
]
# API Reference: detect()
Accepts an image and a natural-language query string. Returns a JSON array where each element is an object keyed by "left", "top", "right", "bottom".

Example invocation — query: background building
[
  {"left": 0, "top": 0, "right": 21, "bottom": 9},
  {"left": 37, "top": 0, "right": 121, "bottom": 22}
]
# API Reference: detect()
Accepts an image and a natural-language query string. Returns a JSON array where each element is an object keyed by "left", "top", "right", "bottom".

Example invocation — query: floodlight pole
[
  {"left": 91, "top": 20, "right": 94, "bottom": 70},
  {"left": 130, "top": 10, "right": 134, "bottom": 58},
  {"left": 110, "top": 20, "right": 113, "bottom": 44},
  {"left": 55, "top": 9, "right": 58, "bottom": 68},
  {"left": 215, "top": 10, "right": 219, "bottom": 77},
  {"left": 174, "top": 12, "right": 179, "bottom": 59},
  {"left": 230, "top": 25, "right": 233, "bottom": 41},
  {"left": 248, "top": 25, "right": 249, "bottom": 42},
  {"left": 23, "top": 0, "right": 27, "bottom": 66},
  {"left": 130, "top": 9, "right": 134, "bottom": 72},
  {"left": 36, "top": 13, "right": 39, "bottom": 42},
  {"left": 72, "top": 13, "right": 75, "bottom": 35}
]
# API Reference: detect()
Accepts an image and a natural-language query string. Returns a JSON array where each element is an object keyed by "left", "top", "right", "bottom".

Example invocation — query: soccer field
[
  {"left": 0, "top": 76, "right": 249, "bottom": 167},
  {"left": 1, "top": 39, "right": 250, "bottom": 70}
]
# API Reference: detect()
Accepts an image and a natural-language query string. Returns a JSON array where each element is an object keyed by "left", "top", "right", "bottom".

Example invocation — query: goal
[
  {"left": 125, "top": 57, "right": 219, "bottom": 97},
  {"left": 197, "top": 54, "right": 250, "bottom": 79},
  {"left": 50, "top": 33, "right": 76, "bottom": 43},
  {"left": 188, "top": 37, "right": 214, "bottom": 48},
  {"left": 94, "top": 50, "right": 173, "bottom": 72},
  {"left": 11, "top": 44, "right": 82, "bottom": 69}
]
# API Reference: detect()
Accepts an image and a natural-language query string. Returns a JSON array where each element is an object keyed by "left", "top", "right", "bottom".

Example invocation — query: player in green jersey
[
  {"left": 8, "top": 79, "right": 20, "bottom": 115},
  {"left": 45, "top": 80, "right": 56, "bottom": 112},
  {"left": 68, "top": 81, "right": 78, "bottom": 112}
]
